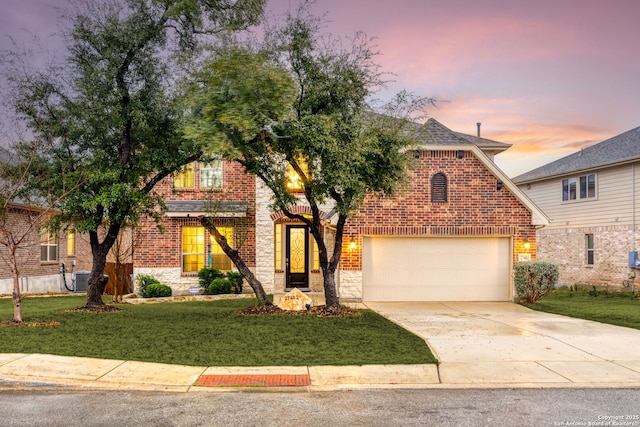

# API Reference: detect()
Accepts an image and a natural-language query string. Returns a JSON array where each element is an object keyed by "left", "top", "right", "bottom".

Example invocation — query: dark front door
[{"left": 286, "top": 225, "right": 309, "bottom": 289}]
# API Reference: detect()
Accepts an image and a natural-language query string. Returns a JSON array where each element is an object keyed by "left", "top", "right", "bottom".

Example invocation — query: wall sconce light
[
  {"left": 523, "top": 237, "right": 531, "bottom": 250},
  {"left": 349, "top": 236, "right": 356, "bottom": 250},
  {"left": 413, "top": 150, "right": 421, "bottom": 159},
  {"left": 496, "top": 180, "right": 503, "bottom": 191},
  {"left": 456, "top": 150, "right": 464, "bottom": 159}
]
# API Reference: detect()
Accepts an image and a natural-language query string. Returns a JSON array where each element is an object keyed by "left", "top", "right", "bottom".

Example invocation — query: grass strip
[
  {"left": 0, "top": 296, "right": 437, "bottom": 366},
  {"left": 523, "top": 289, "right": 640, "bottom": 330}
]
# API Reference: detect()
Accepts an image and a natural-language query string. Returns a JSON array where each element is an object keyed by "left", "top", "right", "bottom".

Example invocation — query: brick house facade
[
  {"left": 0, "top": 204, "right": 92, "bottom": 294},
  {"left": 133, "top": 119, "right": 547, "bottom": 302},
  {"left": 134, "top": 160, "right": 257, "bottom": 294}
]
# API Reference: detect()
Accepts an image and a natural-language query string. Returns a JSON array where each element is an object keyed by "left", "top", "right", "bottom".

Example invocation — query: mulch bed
[
  {"left": 236, "top": 304, "right": 361, "bottom": 317},
  {"left": 0, "top": 320, "right": 61, "bottom": 328},
  {"left": 65, "top": 304, "right": 122, "bottom": 313}
]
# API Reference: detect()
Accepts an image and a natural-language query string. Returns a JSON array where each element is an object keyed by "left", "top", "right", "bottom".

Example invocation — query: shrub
[
  {"left": 514, "top": 261, "right": 560, "bottom": 304},
  {"left": 227, "top": 272, "right": 243, "bottom": 294},
  {"left": 136, "top": 274, "right": 160, "bottom": 297},
  {"left": 207, "top": 278, "right": 232, "bottom": 295},
  {"left": 144, "top": 283, "right": 172, "bottom": 298},
  {"left": 198, "top": 268, "right": 225, "bottom": 290}
]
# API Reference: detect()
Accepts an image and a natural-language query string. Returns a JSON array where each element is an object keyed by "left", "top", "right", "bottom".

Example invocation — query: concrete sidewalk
[
  {"left": 0, "top": 353, "right": 443, "bottom": 392},
  {"left": 2, "top": 302, "right": 640, "bottom": 391},
  {"left": 1, "top": 351, "right": 639, "bottom": 392}
]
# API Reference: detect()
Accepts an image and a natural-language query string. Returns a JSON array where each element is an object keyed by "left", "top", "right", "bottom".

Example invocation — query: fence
[{"left": 103, "top": 262, "right": 133, "bottom": 296}]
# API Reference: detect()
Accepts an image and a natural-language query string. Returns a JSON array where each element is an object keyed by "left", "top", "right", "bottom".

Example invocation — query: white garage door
[{"left": 362, "top": 237, "right": 511, "bottom": 302}]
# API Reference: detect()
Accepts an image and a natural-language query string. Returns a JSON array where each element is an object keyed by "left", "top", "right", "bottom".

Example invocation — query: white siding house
[{"left": 513, "top": 126, "right": 640, "bottom": 289}]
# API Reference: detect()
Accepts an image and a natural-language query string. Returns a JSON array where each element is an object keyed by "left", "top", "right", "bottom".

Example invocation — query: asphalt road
[{"left": 0, "top": 387, "right": 639, "bottom": 426}]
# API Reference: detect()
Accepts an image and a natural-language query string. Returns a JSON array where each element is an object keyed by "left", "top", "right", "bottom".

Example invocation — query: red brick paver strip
[{"left": 195, "top": 374, "right": 311, "bottom": 387}]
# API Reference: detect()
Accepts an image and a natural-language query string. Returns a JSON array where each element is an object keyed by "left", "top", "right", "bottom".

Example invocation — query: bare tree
[{"left": 0, "top": 144, "right": 68, "bottom": 322}]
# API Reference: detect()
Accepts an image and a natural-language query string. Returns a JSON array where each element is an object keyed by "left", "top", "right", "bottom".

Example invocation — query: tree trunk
[
  {"left": 11, "top": 267, "right": 22, "bottom": 323},
  {"left": 85, "top": 233, "right": 112, "bottom": 307},
  {"left": 200, "top": 216, "right": 271, "bottom": 306},
  {"left": 85, "top": 245, "right": 109, "bottom": 307},
  {"left": 84, "top": 218, "right": 121, "bottom": 308},
  {"left": 322, "top": 268, "right": 340, "bottom": 307},
  {"left": 322, "top": 213, "right": 347, "bottom": 308}
]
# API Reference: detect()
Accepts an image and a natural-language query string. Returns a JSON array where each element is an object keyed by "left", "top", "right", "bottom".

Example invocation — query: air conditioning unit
[{"left": 72, "top": 271, "right": 91, "bottom": 292}]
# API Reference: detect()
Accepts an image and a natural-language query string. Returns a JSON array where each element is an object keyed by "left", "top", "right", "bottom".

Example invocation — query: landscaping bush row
[
  {"left": 134, "top": 268, "right": 244, "bottom": 298},
  {"left": 198, "top": 268, "right": 243, "bottom": 295},
  {"left": 135, "top": 274, "right": 172, "bottom": 298}
]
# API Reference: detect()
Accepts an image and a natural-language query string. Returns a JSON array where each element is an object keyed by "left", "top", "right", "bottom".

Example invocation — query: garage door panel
[{"left": 362, "top": 237, "right": 511, "bottom": 302}]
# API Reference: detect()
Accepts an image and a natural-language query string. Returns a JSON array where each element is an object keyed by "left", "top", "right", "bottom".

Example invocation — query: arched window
[{"left": 431, "top": 172, "right": 448, "bottom": 203}]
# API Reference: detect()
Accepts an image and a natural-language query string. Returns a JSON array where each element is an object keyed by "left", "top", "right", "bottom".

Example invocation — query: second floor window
[
  {"left": 174, "top": 162, "right": 195, "bottom": 189},
  {"left": 563, "top": 173, "right": 596, "bottom": 201},
  {"left": 200, "top": 160, "right": 223, "bottom": 190},
  {"left": 286, "top": 158, "right": 309, "bottom": 192},
  {"left": 580, "top": 174, "right": 596, "bottom": 199}
]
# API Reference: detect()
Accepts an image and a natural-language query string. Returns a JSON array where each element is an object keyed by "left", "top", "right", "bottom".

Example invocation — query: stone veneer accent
[
  {"left": 133, "top": 267, "right": 197, "bottom": 295},
  {"left": 254, "top": 180, "right": 275, "bottom": 293},
  {"left": 338, "top": 270, "right": 363, "bottom": 302},
  {"left": 537, "top": 225, "right": 638, "bottom": 288}
]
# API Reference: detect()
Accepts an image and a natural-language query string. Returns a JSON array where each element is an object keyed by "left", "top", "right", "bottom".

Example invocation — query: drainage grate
[{"left": 195, "top": 374, "right": 310, "bottom": 387}]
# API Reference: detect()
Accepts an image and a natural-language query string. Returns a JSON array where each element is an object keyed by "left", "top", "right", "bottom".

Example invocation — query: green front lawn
[
  {"left": 0, "top": 296, "right": 437, "bottom": 367},
  {"left": 523, "top": 289, "right": 640, "bottom": 330}
]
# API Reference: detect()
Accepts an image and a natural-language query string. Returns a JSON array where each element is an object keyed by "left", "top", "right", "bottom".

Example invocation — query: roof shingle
[
  {"left": 513, "top": 125, "right": 640, "bottom": 183},
  {"left": 416, "top": 118, "right": 512, "bottom": 152}
]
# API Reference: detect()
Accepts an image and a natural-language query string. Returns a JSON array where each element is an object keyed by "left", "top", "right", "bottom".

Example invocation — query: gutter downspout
[
  {"left": 633, "top": 162, "right": 636, "bottom": 253},
  {"left": 633, "top": 162, "right": 636, "bottom": 293}
]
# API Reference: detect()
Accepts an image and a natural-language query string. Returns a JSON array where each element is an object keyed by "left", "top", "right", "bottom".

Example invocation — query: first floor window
[
  {"left": 182, "top": 226, "right": 205, "bottom": 273},
  {"left": 312, "top": 238, "right": 320, "bottom": 270},
  {"left": 275, "top": 223, "right": 282, "bottom": 269},
  {"left": 40, "top": 233, "right": 58, "bottom": 262},
  {"left": 209, "top": 227, "right": 233, "bottom": 271},
  {"left": 67, "top": 231, "right": 75, "bottom": 256},
  {"left": 585, "top": 234, "right": 594, "bottom": 265}
]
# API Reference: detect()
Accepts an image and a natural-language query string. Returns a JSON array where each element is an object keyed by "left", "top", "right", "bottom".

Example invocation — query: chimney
[{"left": 476, "top": 122, "right": 481, "bottom": 137}]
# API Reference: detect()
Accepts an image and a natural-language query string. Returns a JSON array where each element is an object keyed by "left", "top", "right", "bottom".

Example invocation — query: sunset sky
[{"left": 2, "top": 0, "right": 639, "bottom": 177}]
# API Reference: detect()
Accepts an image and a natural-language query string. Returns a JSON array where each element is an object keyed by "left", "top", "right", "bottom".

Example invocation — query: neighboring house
[
  {"left": 0, "top": 202, "right": 93, "bottom": 294},
  {"left": 0, "top": 147, "right": 92, "bottom": 294},
  {"left": 133, "top": 118, "right": 547, "bottom": 302},
  {"left": 513, "top": 125, "right": 640, "bottom": 289}
]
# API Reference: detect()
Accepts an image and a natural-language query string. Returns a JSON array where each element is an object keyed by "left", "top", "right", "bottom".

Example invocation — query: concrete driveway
[{"left": 366, "top": 302, "right": 640, "bottom": 386}]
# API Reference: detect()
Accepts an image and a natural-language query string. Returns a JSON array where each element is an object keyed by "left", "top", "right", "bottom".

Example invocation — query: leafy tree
[
  {"left": 4, "top": 0, "right": 264, "bottom": 309},
  {"left": 184, "top": 6, "right": 432, "bottom": 307}
]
